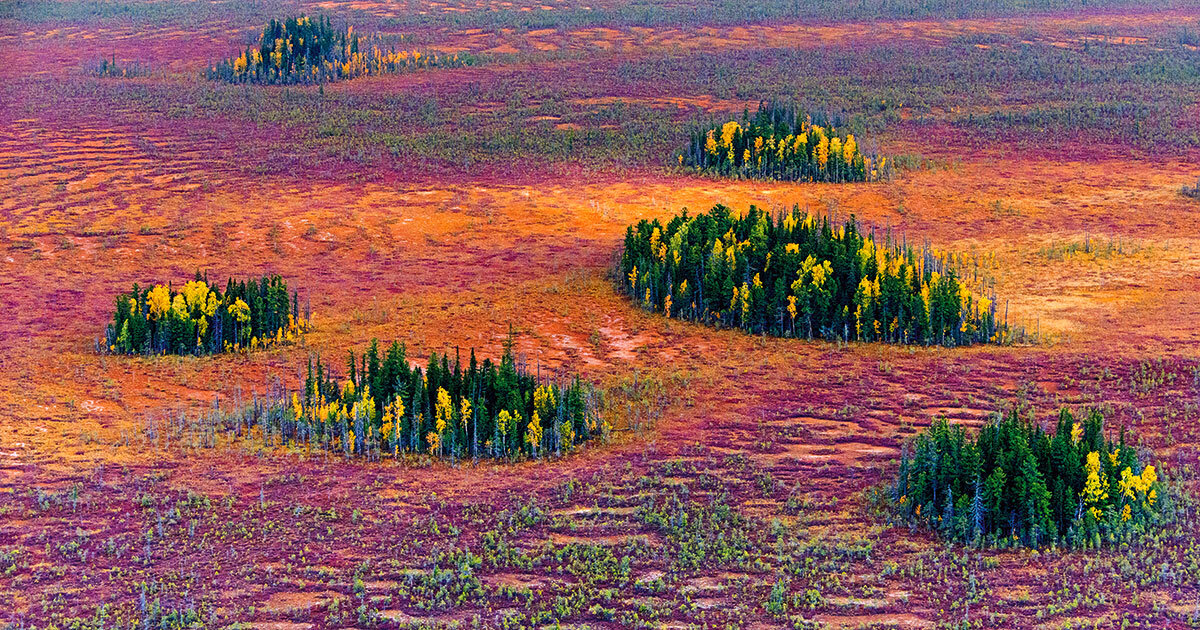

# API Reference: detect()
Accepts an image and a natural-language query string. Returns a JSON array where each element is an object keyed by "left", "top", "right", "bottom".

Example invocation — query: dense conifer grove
[
  {"left": 893, "top": 408, "right": 1164, "bottom": 548},
  {"left": 203, "top": 336, "right": 604, "bottom": 462},
  {"left": 620, "top": 204, "right": 1003, "bottom": 345},
  {"left": 680, "top": 102, "right": 888, "bottom": 182},
  {"left": 102, "top": 273, "right": 307, "bottom": 355},
  {"left": 206, "top": 15, "right": 476, "bottom": 85}
]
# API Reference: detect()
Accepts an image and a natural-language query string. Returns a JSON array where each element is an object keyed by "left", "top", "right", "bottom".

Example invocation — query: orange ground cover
[{"left": 2, "top": 3, "right": 1200, "bottom": 626}]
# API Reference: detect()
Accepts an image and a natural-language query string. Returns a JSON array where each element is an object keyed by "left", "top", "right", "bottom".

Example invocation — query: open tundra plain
[{"left": 3, "top": 0, "right": 1200, "bottom": 627}]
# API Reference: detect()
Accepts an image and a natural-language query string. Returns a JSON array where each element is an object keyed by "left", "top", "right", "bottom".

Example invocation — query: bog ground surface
[{"left": 3, "top": 0, "right": 1200, "bottom": 627}]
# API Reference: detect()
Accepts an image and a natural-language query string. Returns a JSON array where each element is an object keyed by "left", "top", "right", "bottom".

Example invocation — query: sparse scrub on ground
[
  {"left": 1035, "top": 236, "right": 1148, "bottom": 262},
  {"left": 1184, "top": 178, "right": 1200, "bottom": 200},
  {"left": 3, "top": 0, "right": 1190, "bottom": 28}
]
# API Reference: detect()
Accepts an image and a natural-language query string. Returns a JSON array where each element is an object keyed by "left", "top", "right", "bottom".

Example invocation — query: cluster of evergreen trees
[
  {"left": 103, "top": 273, "right": 307, "bottom": 355},
  {"left": 893, "top": 409, "right": 1163, "bottom": 548},
  {"left": 206, "top": 15, "right": 476, "bottom": 85},
  {"left": 680, "top": 102, "right": 887, "bottom": 182},
  {"left": 92, "top": 54, "right": 149, "bottom": 78},
  {"left": 228, "top": 336, "right": 604, "bottom": 462},
  {"left": 620, "top": 204, "right": 1002, "bottom": 346}
]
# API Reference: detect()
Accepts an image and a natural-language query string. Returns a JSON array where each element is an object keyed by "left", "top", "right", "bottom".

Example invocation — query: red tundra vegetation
[{"left": 2, "top": 0, "right": 1200, "bottom": 627}]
